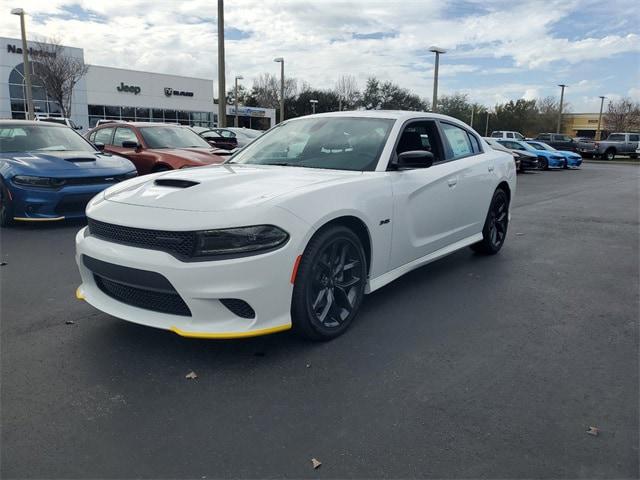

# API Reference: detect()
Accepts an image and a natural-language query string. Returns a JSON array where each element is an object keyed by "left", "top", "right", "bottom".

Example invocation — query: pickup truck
[{"left": 595, "top": 133, "right": 640, "bottom": 160}]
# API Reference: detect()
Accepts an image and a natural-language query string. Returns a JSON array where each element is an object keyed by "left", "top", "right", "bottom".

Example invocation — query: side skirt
[{"left": 366, "top": 233, "right": 483, "bottom": 293}]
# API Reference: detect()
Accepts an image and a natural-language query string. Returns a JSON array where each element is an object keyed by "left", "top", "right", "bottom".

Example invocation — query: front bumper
[
  {"left": 75, "top": 220, "right": 305, "bottom": 338},
  {"left": 8, "top": 181, "right": 123, "bottom": 221},
  {"left": 520, "top": 158, "right": 539, "bottom": 170},
  {"left": 547, "top": 157, "right": 566, "bottom": 169},
  {"left": 565, "top": 156, "right": 582, "bottom": 168}
]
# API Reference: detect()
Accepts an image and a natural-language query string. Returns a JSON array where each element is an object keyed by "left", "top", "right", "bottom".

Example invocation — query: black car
[
  {"left": 534, "top": 133, "right": 577, "bottom": 152},
  {"left": 484, "top": 137, "right": 538, "bottom": 172}
]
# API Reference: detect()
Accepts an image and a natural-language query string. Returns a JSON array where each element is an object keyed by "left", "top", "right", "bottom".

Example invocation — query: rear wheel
[
  {"left": 0, "top": 182, "right": 13, "bottom": 228},
  {"left": 605, "top": 149, "right": 616, "bottom": 161},
  {"left": 470, "top": 188, "right": 509, "bottom": 255},
  {"left": 291, "top": 225, "right": 367, "bottom": 341}
]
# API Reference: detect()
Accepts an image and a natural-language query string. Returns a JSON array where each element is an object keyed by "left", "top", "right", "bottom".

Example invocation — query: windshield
[
  {"left": 139, "top": 126, "right": 212, "bottom": 149},
  {"left": 528, "top": 141, "right": 555, "bottom": 151},
  {"left": 0, "top": 125, "right": 94, "bottom": 153},
  {"left": 229, "top": 117, "right": 395, "bottom": 171}
]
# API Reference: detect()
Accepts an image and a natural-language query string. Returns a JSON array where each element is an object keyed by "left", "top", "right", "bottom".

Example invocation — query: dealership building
[{"left": 0, "top": 37, "right": 275, "bottom": 130}]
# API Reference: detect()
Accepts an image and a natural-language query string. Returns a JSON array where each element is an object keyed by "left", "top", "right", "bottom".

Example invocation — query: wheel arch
[
  {"left": 497, "top": 180, "right": 511, "bottom": 204},
  {"left": 309, "top": 215, "right": 373, "bottom": 275}
]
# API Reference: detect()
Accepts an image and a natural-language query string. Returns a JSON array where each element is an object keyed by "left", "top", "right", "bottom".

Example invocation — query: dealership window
[
  {"left": 87, "top": 104, "right": 215, "bottom": 127},
  {"left": 8, "top": 62, "right": 62, "bottom": 119}
]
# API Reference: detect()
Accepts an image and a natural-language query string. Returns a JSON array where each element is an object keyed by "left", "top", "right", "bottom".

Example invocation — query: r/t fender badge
[{"left": 379, "top": 219, "right": 390, "bottom": 226}]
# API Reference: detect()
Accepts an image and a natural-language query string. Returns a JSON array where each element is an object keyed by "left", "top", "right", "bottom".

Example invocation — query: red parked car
[{"left": 85, "top": 122, "right": 225, "bottom": 174}]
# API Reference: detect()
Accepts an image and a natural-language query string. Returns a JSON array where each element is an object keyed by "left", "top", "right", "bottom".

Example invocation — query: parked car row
[
  {"left": 492, "top": 130, "right": 640, "bottom": 160},
  {"left": 484, "top": 137, "right": 582, "bottom": 171}
]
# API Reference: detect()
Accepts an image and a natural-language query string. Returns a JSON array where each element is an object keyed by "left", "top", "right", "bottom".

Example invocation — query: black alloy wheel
[
  {"left": 292, "top": 225, "right": 367, "bottom": 340},
  {"left": 470, "top": 188, "right": 509, "bottom": 255},
  {"left": 0, "top": 182, "right": 13, "bottom": 228},
  {"left": 539, "top": 157, "right": 549, "bottom": 170}
]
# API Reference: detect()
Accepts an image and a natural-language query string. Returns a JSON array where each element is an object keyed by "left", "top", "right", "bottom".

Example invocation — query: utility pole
[
  {"left": 596, "top": 95, "right": 606, "bottom": 141},
  {"left": 556, "top": 84, "right": 567, "bottom": 134},
  {"left": 11, "top": 8, "right": 34, "bottom": 120},
  {"left": 217, "top": 0, "right": 226, "bottom": 127}
]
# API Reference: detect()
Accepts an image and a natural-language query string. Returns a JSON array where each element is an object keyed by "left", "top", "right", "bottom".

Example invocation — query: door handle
[{"left": 447, "top": 177, "right": 458, "bottom": 187}]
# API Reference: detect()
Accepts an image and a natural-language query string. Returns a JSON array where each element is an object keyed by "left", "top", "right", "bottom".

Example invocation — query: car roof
[
  {"left": 93, "top": 121, "right": 187, "bottom": 128},
  {"left": 0, "top": 119, "right": 64, "bottom": 127}
]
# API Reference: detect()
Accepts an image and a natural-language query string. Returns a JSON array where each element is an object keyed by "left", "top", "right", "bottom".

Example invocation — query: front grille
[
  {"left": 94, "top": 275, "right": 191, "bottom": 316},
  {"left": 64, "top": 175, "right": 128, "bottom": 186},
  {"left": 220, "top": 299, "right": 255, "bottom": 319},
  {"left": 55, "top": 193, "right": 96, "bottom": 215},
  {"left": 88, "top": 219, "right": 196, "bottom": 259}
]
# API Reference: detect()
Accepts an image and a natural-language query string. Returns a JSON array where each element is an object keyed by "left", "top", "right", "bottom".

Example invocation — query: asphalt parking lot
[{"left": 1, "top": 163, "right": 638, "bottom": 479}]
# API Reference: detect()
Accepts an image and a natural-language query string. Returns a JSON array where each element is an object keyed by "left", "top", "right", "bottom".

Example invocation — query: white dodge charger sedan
[{"left": 75, "top": 111, "right": 515, "bottom": 340}]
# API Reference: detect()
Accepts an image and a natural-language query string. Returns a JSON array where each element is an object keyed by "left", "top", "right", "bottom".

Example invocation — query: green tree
[{"left": 361, "top": 77, "right": 428, "bottom": 111}]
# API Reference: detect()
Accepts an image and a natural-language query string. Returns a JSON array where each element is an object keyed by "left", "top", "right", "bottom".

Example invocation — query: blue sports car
[
  {"left": 526, "top": 140, "right": 582, "bottom": 169},
  {"left": 0, "top": 120, "right": 136, "bottom": 227},
  {"left": 497, "top": 139, "right": 566, "bottom": 170}
]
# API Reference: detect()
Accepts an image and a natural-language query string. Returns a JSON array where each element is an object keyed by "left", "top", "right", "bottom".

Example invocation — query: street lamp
[
  {"left": 11, "top": 8, "right": 34, "bottom": 120},
  {"left": 217, "top": 0, "right": 226, "bottom": 127},
  {"left": 309, "top": 99, "right": 318, "bottom": 114},
  {"left": 484, "top": 109, "right": 491, "bottom": 136},
  {"left": 273, "top": 57, "right": 284, "bottom": 123},
  {"left": 234, "top": 75, "right": 243, "bottom": 127},
  {"left": 596, "top": 95, "right": 606, "bottom": 141},
  {"left": 557, "top": 84, "right": 567, "bottom": 134},
  {"left": 429, "top": 46, "right": 446, "bottom": 113}
]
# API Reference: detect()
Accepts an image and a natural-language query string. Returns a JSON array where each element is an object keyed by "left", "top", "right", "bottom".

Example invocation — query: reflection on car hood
[
  {"left": 148, "top": 147, "right": 224, "bottom": 164},
  {"left": 0, "top": 150, "right": 134, "bottom": 172},
  {"left": 104, "top": 164, "right": 361, "bottom": 212}
]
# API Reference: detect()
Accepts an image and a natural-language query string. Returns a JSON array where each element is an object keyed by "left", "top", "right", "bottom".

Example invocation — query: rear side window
[
  {"left": 441, "top": 123, "right": 473, "bottom": 159},
  {"left": 468, "top": 133, "right": 481, "bottom": 153},
  {"left": 506, "top": 132, "right": 514, "bottom": 138},
  {"left": 607, "top": 134, "right": 625, "bottom": 141},
  {"left": 491, "top": 132, "right": 502, "bottom": 138},
  {"left": 93, "top": 128, "right": 114, "bottom": 145}
]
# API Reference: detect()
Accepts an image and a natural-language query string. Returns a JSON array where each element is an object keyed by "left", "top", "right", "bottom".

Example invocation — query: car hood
[
  {"left": 2, "top": 150, "right": 134, "bottom": 173},
  {"left": 148, "top": 147, "right": 224, "bottom": 164},
  {"left": 104, "top": 164, "right": 362, "bottom": 212}
]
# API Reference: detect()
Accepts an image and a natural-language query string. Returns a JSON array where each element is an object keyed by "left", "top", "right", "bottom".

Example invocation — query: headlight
[
  {"left": 12, "top": 175, "right": 66, "bottom": 188},
  {"left": 194, "top": 225, "right": 289, "bottom": 257}
]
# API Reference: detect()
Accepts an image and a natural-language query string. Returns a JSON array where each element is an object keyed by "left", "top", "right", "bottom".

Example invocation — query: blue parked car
[
  {"left": 0, "top": 120, "right": 136, "bottom": 227},
  {"left": 497, "top": 139, "right": 566, "bottom": 170},
  {"left": 526, "top": 140, "right": 582, "bottom": 169}
]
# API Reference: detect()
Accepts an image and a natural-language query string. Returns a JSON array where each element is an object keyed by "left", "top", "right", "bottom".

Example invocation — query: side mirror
[
  {"left": 94, "top": 142, "right": 105, "bottom": 151},
  {"left": 122, "top": 140, "right": 140, "bottom": 150},
  {"left": 395, "top": 150, "right": 434, "bottom": 169}
]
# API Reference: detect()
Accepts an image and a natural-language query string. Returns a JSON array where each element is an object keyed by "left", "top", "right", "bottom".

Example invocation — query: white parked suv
[
  {"left": 491, "top": 130, "right": 526, "bottom": 141},
  {"left": 75, "top": 111, "right": 516, "bottom": 341}
]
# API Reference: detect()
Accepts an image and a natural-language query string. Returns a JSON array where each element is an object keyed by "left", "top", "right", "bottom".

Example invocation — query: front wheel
[
  {"left": 291, "top": 225, "right": 367, "bottom": 341},
  {"left": 470, "top": 188, "right": 509, "bottom": 255},
  {"left": 604, "top": 149, "right": 616, "bottom": 161},
  {"left": 538, "top": 157, "right": 549, "bottom": 170},
  {"left": 0, "top": 182, "right": 13, "bottom": 228}
]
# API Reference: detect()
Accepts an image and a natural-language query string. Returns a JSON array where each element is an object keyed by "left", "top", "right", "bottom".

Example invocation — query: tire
[
  {"left": 470, "top": 188, "right": 509, "bottom": 255},
  {"left": 604, "top": 149, "right": 616, "bottom": 161},
  {"left": 291, "top": 225, "right": 367, "bottom": 341},
  {"left": 0, "top": 182, "right": 13, "bottom": 228},
  {"left": 538, "top": 157, "right": 549, "bottom": 170}
]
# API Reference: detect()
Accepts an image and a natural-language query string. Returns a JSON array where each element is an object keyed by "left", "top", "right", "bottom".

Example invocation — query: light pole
[
  {"left": 217, "top": 0, "right": 226, "bottom": 127},
  {"left": 556, "top": 84, "right": 567, "bottom": 134},
  {"left": 429, "top": 46, "right": 446, "bottom": 113},
  {"left": 484, "top": 110, "right": 490, "bottom": 136},
  {"left": 11, "top": 8, "right": 34, "bottom": 120},
  {"left": 470, "top": 105, "right": 475, "bottom": 128},
  {"left": 596, "top": 95, "right": 606, "bottom": 141},
  {"left": 273, "top": 57, "right": 284, "bottom": 123},
  {"left": 234, "top": 75, "right": 243, "bottom": 127},
  {"left": 310, "top": 99, "right": 318, "bottom": 114}
]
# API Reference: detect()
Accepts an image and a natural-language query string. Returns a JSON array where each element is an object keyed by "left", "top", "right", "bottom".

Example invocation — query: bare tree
[
  {"left": 250, "top": 73, "right": 297, "bottom": 110},
  {"left": 334, "top": 75, "right": 359, "bottom": 111},
  {"left": 604, "top": 97, "right": 640, "bottom": 132},
  {"left": 33, "top": 39, "right": 88, "bottom": 118}
]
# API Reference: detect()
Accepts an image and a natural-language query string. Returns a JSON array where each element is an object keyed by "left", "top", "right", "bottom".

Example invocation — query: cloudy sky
[{"left": 2, "top": 0, "right": 639, "bottom": 111}]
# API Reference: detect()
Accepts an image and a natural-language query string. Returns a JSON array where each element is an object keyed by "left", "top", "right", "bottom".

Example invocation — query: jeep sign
[{"left": 117, "top": 82, "right": 141, "bottom": 95}]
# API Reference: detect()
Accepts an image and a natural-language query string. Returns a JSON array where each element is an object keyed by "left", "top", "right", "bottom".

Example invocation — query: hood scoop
[
  {"left": 65, "top": 157, "right": 96, "bottom": 162},
  {"left": 154, "top": 178, "right": 200, "bottom": 189}
]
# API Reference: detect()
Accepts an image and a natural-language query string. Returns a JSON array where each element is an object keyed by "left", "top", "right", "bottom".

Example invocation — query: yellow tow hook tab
[{"left": 75, "top": 287, "right": 85, "bottom": 300}]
